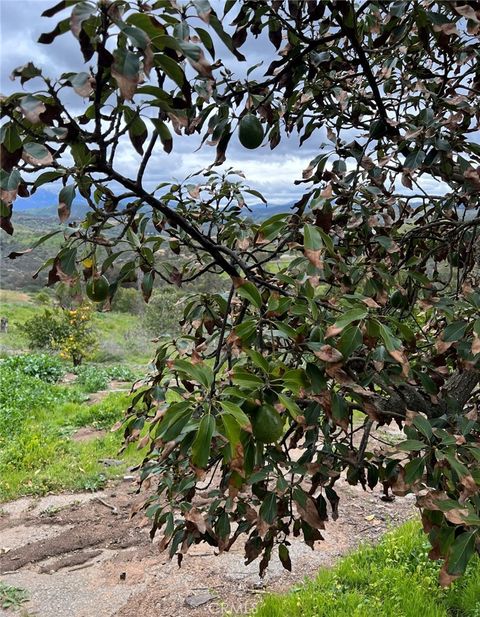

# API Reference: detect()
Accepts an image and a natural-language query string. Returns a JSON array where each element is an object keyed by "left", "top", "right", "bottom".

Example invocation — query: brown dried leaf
[
  {"left": 112, "top": 67, "right": 140, "bottom": 101},
  {"left": 362, "top": 297, "right": 380, "bottom": 308},
  {"left": 304, "top": 248, "right": 323, "bottom": 269},
  {"left": 459, "top": 474, "right": 478, "bottom": 503},
  {"left": 392, "top": 466, "right": 409, "bottom": 496},
  {"left": 435, "top": 338, "right": 454, "bottom": 354},
  {"left": 439, "top": 563, "right": 460, "bottom": 587},
  {"left": 472, "top": 334, "right": 480, "bottom": 355},
  {"left": 19, "top": 97, "right": 46, "bottom": 124},
  {"left": 296, "top": 495, "right": 326, "bottom": 530},
  {"left": 444, "top": 507, "right": 470, "bottom": 525},
  {"left": 454, "top": 4, "right": 480, "bottom": 22},
  {"left": 388, "top": 348, "right": 410, "bottom": 377},
  {"left": 314, "top": 345, "right": 343, "bottom": 363},
  {"left": 325, "top": 324, "right": 343, "bottom": 338},
  {"left": 185, "top": 507, "right": 207, "bottom": 534}
]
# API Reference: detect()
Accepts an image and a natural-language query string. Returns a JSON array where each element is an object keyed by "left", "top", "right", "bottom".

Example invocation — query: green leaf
[
  {"left": 413, "top": 415, "right": 432, "bottom": 440},
  {"left": 219, "top": 401, "right": 251, "bottom": 428},
  {"left": 377, "top": 322, "right": 402, "bottom": 352},
  {"left": 173, "top": 359, "right": 213, "bottom": 389},
  {"left": 278, "top": 544, "right": 292, "bottom": 571},
  {"left": 404, "top": 150, "right": 425, "bottom": 170},
  {"left": 195, "top": 26, "right": 215, "bottom": 58},
  {"left": 141, "top": 271, "right": 154, "bottom": 302},
  {"left": 273, "top": 321, "right": 298, "bottom": 340},
  {"left": 404, "top": 457, "right": 425, "bottom": 484},
  {"left": 246, "top": 349, "right": 269, "bottom": 373},
  {"left": 232, "top": 368, "right": 264, "bottom": 388},
  {"left": 123, "top": 107, "right": 147, "bottom": 155},
  {"left": 236, "top": 281, "right": 262, "bottom": 309},
  {"left": 0, "top": 169, "right": 21, "bottom": 191},
  {"left": 0, "top": 123, "right": 22, "bottom": 153},
  {"left": 58, "top": 184, "right": 76, "bottom": 223},
  {"left": 333, "top": 308, "right": 368, "bottom": 331},
  {"left": 277, "top": 393, "right": 302, "bottom": 420},
  {"left": 220, "top": 412, "right": 241, "bottom": 455},
  {"left": 209, "top": 13, "right": 246, "bottom": 61},
  {"left": 397, "top": 439, "right": 426, "bottom": 452},
  {"left": 156, "top": 401, "right": 191, "bottom": 440},
  {"left": 191, "top": 415, "right": 215, "bottom": 468},
  {"left": 337, "top": 324, "right": 363, "bottom": 358},
  {"left": 443, "top": 320, "right": 467, "bottom": 342},
  {"left": 121, "top": 25, "right": 149, "bottom": 50},
  {"left": 154, "top": 54, "right": 185, "bottom": 89},
  {"left": 150, "top": 118, "right": 173, "bottom": 153},
  {"left": 304, "top": 224, "right": 323, "bottom": 250},
  {"left": 58, "top": 246, "right": 77, "bottom": 275},
  {"left": 126, "top": 13, "right": 165, "bottom": 46},
  {"left": 332, "top": 392, "right": 349, "bottom": 429},
  {"left": 259, "top": 492, "right": 277, "bottom": 525},
  {"left": 447, "top": 531, "right": 476, "bottom": 576}
]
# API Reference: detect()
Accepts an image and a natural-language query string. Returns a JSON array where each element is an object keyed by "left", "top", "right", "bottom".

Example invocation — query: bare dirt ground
[{"left": 0, "top": 469, "right": 417, "bottom": 617}]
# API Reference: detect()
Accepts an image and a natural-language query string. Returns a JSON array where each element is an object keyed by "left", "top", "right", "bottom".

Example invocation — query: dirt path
[{"left": 0, "top": 472, "right": 417, "bottom": 617}]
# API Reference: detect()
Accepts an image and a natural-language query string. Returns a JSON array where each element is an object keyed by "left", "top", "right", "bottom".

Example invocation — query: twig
[{"left": 95, "top": 497, "right": 119, "bottom": 515}]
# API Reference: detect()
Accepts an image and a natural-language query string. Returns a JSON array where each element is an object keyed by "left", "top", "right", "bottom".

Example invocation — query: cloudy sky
[{"left": 0, "top": 0, "right": 322, "bottom": 206}]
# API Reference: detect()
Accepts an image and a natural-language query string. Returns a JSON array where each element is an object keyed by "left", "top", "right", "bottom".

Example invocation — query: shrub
[
  {"left": 22, "top": 304, "right": 97, "bottom": 366},
  {"left": 22, "top": 309, "right": 65, "bottom": 351},
  {"left": 76, "top": 365, "right": 109, "bottom": 392},
  {"left": 106, "top": 365, "right": 136, "bottom": 381},
  {"left": 58, "top": 304, "right": 97, "bottom": 366},
  {"left": 1, "top": 353, "right": 64, "bottom": 383},
  {"left": 111, "top": 287, "right": 144, "bottom": 314},
  {"left": 142, "top": 289, "right": 184, "bottom": 338},
  {"left": 35, "top": 291, "right": 52, "bottom": 305}
]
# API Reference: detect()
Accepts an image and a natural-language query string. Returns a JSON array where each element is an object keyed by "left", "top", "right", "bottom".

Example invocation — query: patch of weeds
[
  {"left": 81, "top": 473, "right": 107, "bottom": 492},
  {"left": 39, "top": 505, "right": 63, "bottom": 518},
  {"left": 75, "top": 365, "right": 109, "bottom": 392},
  {"left": 105, "top": 365, "right": 136, "bottom": 382},
  {"left": 0, "top": 582, "right": 28, "bottom": 610},
  {"left": 1, "top": 353, "right": 65, "bottom": 383},
  {"left": 67, "top": 392, "right": 130, "bottom": 430}
]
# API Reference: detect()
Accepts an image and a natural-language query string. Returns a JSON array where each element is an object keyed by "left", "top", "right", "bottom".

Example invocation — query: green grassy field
[
  {"left": 247, "top": 521, "right": 480, "bottom": 617},
  {"left": 0, "top": 356, "right": 145, "bottom": 500}
]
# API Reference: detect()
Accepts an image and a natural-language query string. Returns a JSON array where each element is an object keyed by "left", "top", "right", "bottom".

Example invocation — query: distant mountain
[
  {"left": 15, "top": 189, "right": 295, "bottom": 220},
  {"left": 12, "top": 189, "right": 58, "bottom": 212}
]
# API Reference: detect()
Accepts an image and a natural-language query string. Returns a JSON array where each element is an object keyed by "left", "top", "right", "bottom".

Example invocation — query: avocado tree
[{"left": 1, "top": 0, "right": 480, "bottom": 584}]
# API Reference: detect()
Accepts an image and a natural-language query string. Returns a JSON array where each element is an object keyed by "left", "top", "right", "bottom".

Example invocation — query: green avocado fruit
[
  {"left": 238, "top": 114, "right": 264, "bottom": 150},
  {"left": 252, "top": 404, "right": 285, "bottom": 443},
  {"left": 390, "top": 290, "right": 408, "bottom": 310},
  {"left": 86, "top": 275, "right": 109, "bottom": 302}
]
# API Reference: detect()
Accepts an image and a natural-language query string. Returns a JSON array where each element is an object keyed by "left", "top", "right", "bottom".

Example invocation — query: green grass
[
  {"left": 0, "top": 581, "right": 28, "bottom": 610},
  {"left": 0, "top": 362, "right": 143, "bottom": 501},
  {"left": 247, "top": 521, "right": 480, "bottom": 617}
]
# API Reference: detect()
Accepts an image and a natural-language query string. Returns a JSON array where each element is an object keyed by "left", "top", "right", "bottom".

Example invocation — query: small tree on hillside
[
  {"left": 23, "top": 303, "right": 97, "bottom": 366},
  {"left": 2, "top": 0, "right": 480, "bottom": 583}
]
